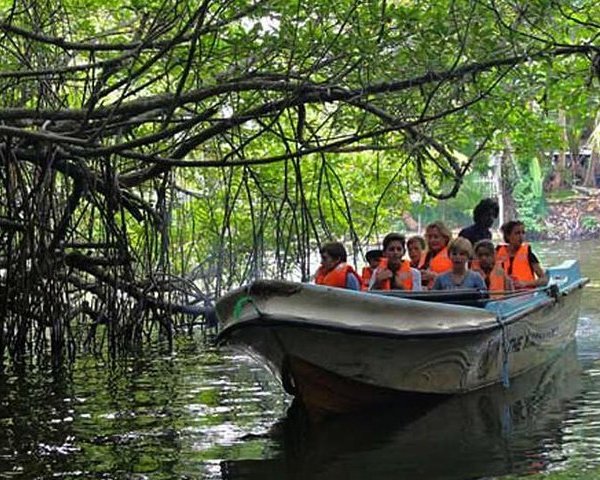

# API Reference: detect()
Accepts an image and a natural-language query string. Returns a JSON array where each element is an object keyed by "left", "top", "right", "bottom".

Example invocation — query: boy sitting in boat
[
  {"left": 361, "top": 249, "right": 383, "bottom": 291},
  {"left": 472, "top": 240, "right": 514, "bottom": 293},
  {"left": 432, "top": 237, "right": 487, "bottom": 291},
  {"left": 314, "top": 241, "right": 362, "bottom": 290},
  {"left": 407, "top": 235, "right": 426, "bottom": 270},
  {"left": 370, "top": 233, "right": 422, "bottom": 291}
]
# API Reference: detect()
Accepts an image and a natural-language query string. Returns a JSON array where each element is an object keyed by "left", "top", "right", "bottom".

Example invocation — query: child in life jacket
[
  {"left": 370, "top": 233, "right": 422, "bottom": 291},
  {"left": 361, "top": 249, "right": 383, "bottom": 291},
  {"left": 407, "top": 235, "right": 426, "bottom": 270},
  {"left": 496, "top": 221, "right": 548, "bottom": 290},
  {"left": 472, "top": 240, "right": 513, "bottom": 293},
  {"left": 314, "top": 241, "right": 362, "bottom": 290},
  {"left": 432, "top": 237, "right": 487, "bottom": 291}
]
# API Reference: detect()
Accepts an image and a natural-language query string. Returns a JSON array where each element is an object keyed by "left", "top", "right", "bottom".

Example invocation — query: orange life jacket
[
  {"left": 428, "top": 247, "right": 453, "bottom": 273},
  {"left": 315, "top": 262, "right": 361, "bottom": 288},
  {"left": 361, "top": 266, "right": 374, "bottom": 291},
  {"left": 496, "top": 243, "right": 535, "bottom": 284},
  {"left": 421, "top": 246, "right": 453, "bottom": 288},
  {"left": 471, "top": 261, "right": 506, "bottom": 293},
  {"left": 374, "top": 258, "right": 413, "bottom": 291}
]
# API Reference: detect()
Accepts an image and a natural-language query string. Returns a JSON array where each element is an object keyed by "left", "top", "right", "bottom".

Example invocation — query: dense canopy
[{"left": 0, "top": 0, "right": 598, "bottom": 365}]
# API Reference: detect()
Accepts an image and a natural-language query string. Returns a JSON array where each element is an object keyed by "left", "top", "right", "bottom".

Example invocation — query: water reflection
[
  {"left": 0, "top": 344, "right": 288, "bottom": 479},
  {"left": 222, "top": 343, "right": 583, "bottom": 480}
]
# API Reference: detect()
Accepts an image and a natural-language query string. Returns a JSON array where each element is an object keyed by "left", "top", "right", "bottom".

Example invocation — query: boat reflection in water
[{"left": 221, "top": 342, "right": 582, "bottom": 480}]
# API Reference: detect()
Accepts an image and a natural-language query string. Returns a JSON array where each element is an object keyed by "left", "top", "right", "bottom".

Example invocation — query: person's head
[
  {"left": 365, "top": 249, "right": 383, "bottom": 269},
  {"left": 473, "top": 198, "right": 499, "bottom": 229},
  {"left": 319, "top": 241, "right": 347, "bottom": 272},
  {"left": 448, "top": 237, "right": 473, "bottom": 268},
  {"left": 501, "top": 220, "right": 526, "bottom": 247},
  {"left": 382, "top": 232, "right": 406, "bottom": 269},
  {"left": 474, "top": 239, "right": 496, "bottom": 270},
  {"left": 407, "top": 235, "right": 426, "bottom": 265},
  {"left": 425, "top": 221, "right": 452, "bottom": 253}
]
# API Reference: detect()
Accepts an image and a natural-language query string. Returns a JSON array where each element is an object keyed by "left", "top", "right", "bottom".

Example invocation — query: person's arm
[
  {"left": 371, "top": 267, "right": 392, "bottom": 290},
  {"left": 531, "top": 262, "right": 548, "bottom": 287},
  {"left": 431, "top": 275, "right": 444, "bottom": 290},
  {"left": 420, "top": 269, "right": 438, "bottom": 285},
  {"left": 410, "top": 268, "right": 422, "bottom": 291},
  {"left": 368, "top": 268, "right": 378, "bottom": 290},
  {"left": 504, "top": 273, "right": 514, "bottom": 291},
  {"left": 345, "top": 272, "right": 361, "bottom": 291},
  {"left": 472, "top": 271, "right": 487, "bottom": 291}
]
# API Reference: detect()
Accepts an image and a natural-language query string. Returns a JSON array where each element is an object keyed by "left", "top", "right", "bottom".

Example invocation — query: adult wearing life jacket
[
  {"left": 314, "top": 241, "right": 362, "bottom": 290},
  {"left": 472, "top": 240, "right": 513, "bottom": 293},
  {"left": 370, "top": 233, "right": 421, "bottom": 291},
  {"left": 360, "top": 249, "right": 383, "bottom": 291},
  {"left": 495, "top": 221, "right": 548, "bottom": 290},
  {"left": 407, "top": 235, "right": 427, "bottom": 269},
  {"left": 421, "top": 221, "right": 453, "bottom": 288}
]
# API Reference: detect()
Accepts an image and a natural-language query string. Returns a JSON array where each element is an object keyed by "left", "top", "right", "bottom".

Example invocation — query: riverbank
[
  {"left": 542, "top": 190, "right": 600, "bottom": 240},
  {"left": 403, "top": 191, "right": 600, "bottom": 241}
]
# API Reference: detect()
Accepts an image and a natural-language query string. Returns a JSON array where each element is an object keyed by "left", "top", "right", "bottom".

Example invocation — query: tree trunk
[
  {"left": 548, "top": 110, "right": 567, "bottom": 191},
  {"left": 500, "top": 143, "right": 518, "bottom": 222},
  {"left": 566, "top": 112, "right": 582, "bottom": 185},
  {"left": 583, "top": 113, "right": 600, "bottom": 187}
]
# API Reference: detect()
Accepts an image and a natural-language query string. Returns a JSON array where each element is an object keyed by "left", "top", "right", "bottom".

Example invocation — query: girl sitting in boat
[
  {"left": 314, "top": 241, "right": 362, "bottom": 290},
  {"left": 432, "top": 237, "right": 487, "bottom": 291},
  {"left": 472, "top": 240, "right": 514, "bottom": 293},
  {"left": 421, "top": 221, "right": 454, "bottom": 288},
  {"left": 361, "top": 249, "right": 383, "bottom": 291},
  {"left": 407, "top": 235, "right": 426, "bottom": 269},
  {"left": 496, "top": 221, "right": 548, "bottom": 290},
  {"left": 370, "top": 232, "right": 422, "bottom": 291}
]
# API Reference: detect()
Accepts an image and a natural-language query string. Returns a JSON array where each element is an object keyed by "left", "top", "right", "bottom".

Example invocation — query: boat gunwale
[
  {"left": 216, "top": 271, "right": 588, "bottom": 343},
  {"left": 216, "top": 289, "right": 579, "bottom": 343}
]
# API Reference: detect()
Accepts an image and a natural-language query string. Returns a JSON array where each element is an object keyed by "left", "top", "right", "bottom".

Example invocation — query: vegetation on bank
[
  {"left": 498, "top": 465, "right": 600, "bottom": 480},
  {"left": 0, "top": 0, "right": 599, "bottom": 366}
]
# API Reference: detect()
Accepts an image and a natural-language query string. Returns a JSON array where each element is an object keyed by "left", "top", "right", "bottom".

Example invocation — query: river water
[{"left": 1, "top": 240, "right": 600, "bottom": 479}]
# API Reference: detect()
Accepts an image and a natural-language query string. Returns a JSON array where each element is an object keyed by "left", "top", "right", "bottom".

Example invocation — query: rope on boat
[
  {"left": 496, "top": 313, "right": 511, "bottom": 388},
  {"left": 493, "top": 283, "right": 560, "bottom": 389}
]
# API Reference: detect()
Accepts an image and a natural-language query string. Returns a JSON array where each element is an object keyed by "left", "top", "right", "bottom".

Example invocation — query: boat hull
[
  {"left": 221, "top": 342, "right": 582, "bottom": 479},
  {"left": 285, "top": 355, "right": 445, "bottom": 416}
]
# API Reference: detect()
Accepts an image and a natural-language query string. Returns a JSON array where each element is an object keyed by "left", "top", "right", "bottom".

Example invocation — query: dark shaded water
[{"left": 1, "top": 240, "right": 600, "bottom": 479}]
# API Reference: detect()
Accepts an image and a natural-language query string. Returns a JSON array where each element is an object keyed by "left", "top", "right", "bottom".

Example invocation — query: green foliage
[
  {"left": 580, "top": 215, "right": 599, "bottom": 231},
  {"left": 498, "top": 466, "right": 600, "bottom": 480},
  {"left": 547, "top": 189, "right": 579, "bottom": 201},
  {"left": 513, "top": 157, "right": 547, "bottom": 233},
  {"left": 412, "top": 170, "right": 496, "bottom": 229}
]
